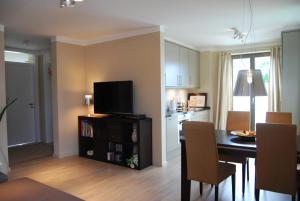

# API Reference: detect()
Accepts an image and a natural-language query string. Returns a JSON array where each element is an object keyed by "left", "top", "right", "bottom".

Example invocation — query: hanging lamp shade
[{"left": 233, "top": 69, "right": 267, "bottom": 96}]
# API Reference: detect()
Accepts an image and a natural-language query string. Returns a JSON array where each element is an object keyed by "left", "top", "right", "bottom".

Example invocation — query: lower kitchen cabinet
[
  {"left": 166, "top": 109, "right": 210, "bottom": 158},
  {"left": 166, "top": 114, "right": 179, "bottom": 153},
  {"left": 189, "top": 110, "right": 210, "bottom": 121}
]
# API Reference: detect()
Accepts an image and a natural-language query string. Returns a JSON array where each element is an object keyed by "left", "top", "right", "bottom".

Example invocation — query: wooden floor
[
  {"left": 8, "top": 156, "right": 293, "bottom": 201},
  {"left": 8, "top": 143, "right": 53, "bottom": 166}
]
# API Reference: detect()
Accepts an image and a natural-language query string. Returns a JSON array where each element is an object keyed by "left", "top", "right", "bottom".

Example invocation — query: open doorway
[{"left": 4, "top": 33, "right": 53, "bottom": 166}]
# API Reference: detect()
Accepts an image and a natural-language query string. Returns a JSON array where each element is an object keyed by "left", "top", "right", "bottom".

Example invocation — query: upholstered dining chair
[
  {"left": 266, "top": 112, "right": 292, "bottom": 124},
  {"left": 183, "top": 121, "right": 236, "bottom": 201},
  {"left": 255, "top": 123, "right": 298, "bottom": 201},
  {"left": 219, "top": 111, "right": 250, "bottom": 195}
]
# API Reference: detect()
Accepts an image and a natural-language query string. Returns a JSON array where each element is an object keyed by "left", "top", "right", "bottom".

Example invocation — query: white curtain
[
  {"left": 215, "top": 52, "right": 233, "bottom": 129},
  {"left": 268, "top": 46, "right": 282, "bottom": 112}
]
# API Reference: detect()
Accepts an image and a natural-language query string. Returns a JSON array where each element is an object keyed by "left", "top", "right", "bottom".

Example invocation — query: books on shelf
[{"left": 81, "top": 120, "right": 93, "bottom": 137}]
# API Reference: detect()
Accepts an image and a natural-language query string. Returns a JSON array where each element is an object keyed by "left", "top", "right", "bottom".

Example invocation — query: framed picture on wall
[{"left": 188, "top": 93, "right": 207, "bottom": 108}]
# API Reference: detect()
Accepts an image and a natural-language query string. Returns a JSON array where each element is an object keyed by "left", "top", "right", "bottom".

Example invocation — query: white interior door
[{"left": 5, "top": 62, "right": 36, "bottom": 146}]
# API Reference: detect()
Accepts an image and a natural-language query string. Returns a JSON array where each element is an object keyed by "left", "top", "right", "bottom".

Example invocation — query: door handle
[{"left": 28, "top": 103, "right": 35, "bottom": 109}]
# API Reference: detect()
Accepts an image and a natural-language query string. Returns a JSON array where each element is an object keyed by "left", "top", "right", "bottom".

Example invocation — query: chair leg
[
  {"left": 255, "top": 188, "right": 260, "bottom": 201},
  {"left": 232, "top": 173, "right": 235, "bottom": 201},
  {"left": 246, "top": 159, "right": 249, "bottom": 181},
  {"left": 199, "top": 182, "right": 203, "bottom": 195},
  {"left": 242, "top": 163, "right": 246, "bottom": 195},
  {"left": 215, "top": 185, "right": 219, "bottom": 201},
  {"left": 292, "top": 195, "right": 296, "bottom": 201}
]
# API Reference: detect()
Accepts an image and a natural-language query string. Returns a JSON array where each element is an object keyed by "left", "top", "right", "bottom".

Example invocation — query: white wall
[
  {"left": 0, "top": 25, "right": 9, "bottom": 174},
  {"left": 85, "top": 32, "right": 165, "bottom": 165},
  {"left": 51, "top": 42, "right": 86, "bottom": 157},
  {"left": 38, "top": 51, "right": 53, "bottom": 143},
  {"left": 191, "top": 51, "right": 219, "bottom": 123},
  {"left": 282, "top": 30, "right": 300, "bottom": 130}
]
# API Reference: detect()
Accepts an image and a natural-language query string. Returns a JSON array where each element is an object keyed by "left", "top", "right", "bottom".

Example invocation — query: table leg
[{"left": 181, "top": 141, "right": 191, "bottom": 201}]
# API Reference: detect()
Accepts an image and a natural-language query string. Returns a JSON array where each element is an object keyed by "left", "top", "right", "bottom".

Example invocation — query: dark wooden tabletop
[{"left": 180, "top": 130, "right": 300, "bottom": 154}]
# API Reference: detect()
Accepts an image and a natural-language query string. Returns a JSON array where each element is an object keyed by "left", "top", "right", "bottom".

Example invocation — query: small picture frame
[{"left": 188, "top": 93, "right": 207, "bottom": 108}]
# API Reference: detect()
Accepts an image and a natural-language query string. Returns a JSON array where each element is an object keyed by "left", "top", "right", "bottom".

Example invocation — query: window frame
[
  {"left": 232, "top": 52, "right": 270, "bottom": 70},
  {"left": 231, "top": 52, "right": 271, "bottom": 123}
]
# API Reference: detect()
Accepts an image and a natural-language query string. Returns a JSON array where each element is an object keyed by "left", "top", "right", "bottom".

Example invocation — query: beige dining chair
[
  {"left": 266, "top": 112, "right": 292, "bottom": 124},
  {"left": 184, "top": 121, "right": 236, "bottom": 201},
  {"left": 219, "top": 111, "right": 250, "bottom": 195},
  {"left": 255, "top": 123, "right": 298, "bottom": 201}
]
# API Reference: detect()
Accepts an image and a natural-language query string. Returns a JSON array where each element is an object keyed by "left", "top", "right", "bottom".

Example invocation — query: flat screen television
[{"left": 94, "top": 81, "right": 133, "bottom": 114}]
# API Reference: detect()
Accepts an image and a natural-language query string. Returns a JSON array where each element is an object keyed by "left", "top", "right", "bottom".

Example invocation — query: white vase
[{"left": 131, "top": 124, "right": 137, "bottom": 143}]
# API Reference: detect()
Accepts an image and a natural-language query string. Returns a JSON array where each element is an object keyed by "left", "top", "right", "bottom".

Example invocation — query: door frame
[{"left": 5, "top": 49, "right": 41, "bottom": 145}]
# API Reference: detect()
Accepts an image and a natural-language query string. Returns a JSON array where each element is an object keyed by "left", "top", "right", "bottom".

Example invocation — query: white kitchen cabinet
[
  {"left": 189, "top": 110, "right": 209, "bottom": 122},
  {"left": 166, "top": 114, "right": 179, "bottom": 152},
  {"left": 179, "top": 47, "right": 189, "bottom": 87},
  {"left": 165, "top": 41, "right": 200, "bottom": 88},
  {"left": 165, "top": 42, "right": 179, "bottom": 87},
  {"left": 188, "top": 49, "right": 200, "bottom": 88}
]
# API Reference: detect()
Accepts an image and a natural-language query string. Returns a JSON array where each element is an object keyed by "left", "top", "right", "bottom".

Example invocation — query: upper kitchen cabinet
[
  {"left": 178, "top": 47, "right": 189, "bottom": 87},
  {"left": 188, "top": 49, "right": 200, "bottom": 88},
  {"left": 165, "top": 42, "right": 180, "bottom": 87},
  {"left": 165, "top": 41, "right": 200, "bottom": 88}
]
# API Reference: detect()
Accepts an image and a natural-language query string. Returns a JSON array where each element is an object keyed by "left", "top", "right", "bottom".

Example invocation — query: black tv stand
[
  {"left": 121, "top": 114, "right": 146, "bottom": 120},
  {"left": 78, "top": 114, "right": 152, "bottom": 170},
  {"left": 98, "top": 113, "right": 146, "bottom": 120}
]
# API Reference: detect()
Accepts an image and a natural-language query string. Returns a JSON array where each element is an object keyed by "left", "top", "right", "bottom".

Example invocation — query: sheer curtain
[
  {"left": 268, "top": 46, "right": 282, "bottom": 112},
  {"left": 215, "top": 52, "right": 233, "bottom": 129}
]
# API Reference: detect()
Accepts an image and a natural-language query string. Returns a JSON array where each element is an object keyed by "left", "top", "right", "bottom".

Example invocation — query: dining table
[{"left": 180, "top": 130, "right": 300, "bottom": 201}]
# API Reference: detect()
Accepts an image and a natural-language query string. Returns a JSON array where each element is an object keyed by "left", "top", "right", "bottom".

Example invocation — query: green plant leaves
[{"left": 0, "top": 98, "right": 17, "bottom": 122}]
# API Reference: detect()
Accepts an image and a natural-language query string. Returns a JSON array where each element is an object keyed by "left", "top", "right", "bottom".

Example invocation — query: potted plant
[
  {"left": 0, "top": 98, "right": 17, "bottom": 183},
  {"left": 126, "top": 154, "right": 138, "bottom": 169},
  {"left": 0, "top": 98, "right": 17, "bottom": 122}
]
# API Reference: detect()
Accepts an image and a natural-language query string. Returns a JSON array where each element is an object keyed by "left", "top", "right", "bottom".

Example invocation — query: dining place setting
[{"left": 180, "top": 111, "right": 300, "bottom": 201}]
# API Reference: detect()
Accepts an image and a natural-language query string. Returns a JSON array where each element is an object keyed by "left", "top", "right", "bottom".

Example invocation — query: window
[
  {"left": 5, "top": 50, "right": 34, "bottom": 63},
  {"left": 232, "top": 52, "right": 270, "bottom": 124}
]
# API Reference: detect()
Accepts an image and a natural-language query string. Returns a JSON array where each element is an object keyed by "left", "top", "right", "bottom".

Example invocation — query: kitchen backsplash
[{"left": 165, "top": 89, "right": 188, "bottom": 113}]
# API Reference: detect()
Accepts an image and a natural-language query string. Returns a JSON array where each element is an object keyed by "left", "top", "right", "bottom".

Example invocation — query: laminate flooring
[
  {"left": 8, "top": 155, "right": 294, "bottom": 201},
  {"left": 8, "top": 143, "right": 53, "bottom": 166}
]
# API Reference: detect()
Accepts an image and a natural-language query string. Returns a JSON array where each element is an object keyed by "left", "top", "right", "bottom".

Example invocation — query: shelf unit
[{"left": 78, "top": 115, "right": 152, "bottom": 170}]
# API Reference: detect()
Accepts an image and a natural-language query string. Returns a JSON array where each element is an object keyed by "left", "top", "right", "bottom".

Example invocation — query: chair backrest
[
  {"left": 256, "top": 123, "right": 297, "bottom": 194},
  {"left": 266, "top": 112, "right": 292, "bottom": 124},
  {"left": 226, "top": 111, "right": 250, "bottom": 131},
  {"left": 183, "top": 121, "right": 218, "bottom": 183}
]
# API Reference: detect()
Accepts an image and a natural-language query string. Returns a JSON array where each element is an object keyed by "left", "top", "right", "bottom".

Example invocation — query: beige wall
[
  {"left": 85, "top": 32, "right": 164, "bottom": 165},
  {"left": 0, "top": 29, "right": 9, "bottom": 174},
  {"left": 51, "top": 42, "right": 86, "bottom": 157},
  {"left": 199, "top": 52, "right": 219, "bottom": 123}
]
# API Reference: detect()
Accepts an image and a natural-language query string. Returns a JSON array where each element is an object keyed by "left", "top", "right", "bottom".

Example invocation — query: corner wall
[
  {"left": 0, "top": 26, "right": 9, "bottom": 174},
  {"left": 85, "top": 32, "right": 164, "bottom": 165},
  {"left": 199, "top": 52, "right": 219, "bottom": 123},
  {"left": 51, "top": 42, "right": 86, "bottom": 157}
]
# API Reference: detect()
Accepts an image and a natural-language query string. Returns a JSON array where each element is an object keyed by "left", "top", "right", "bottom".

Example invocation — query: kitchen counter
[{"left": 165, "top": 107, "right": 210, "bottom": 117}]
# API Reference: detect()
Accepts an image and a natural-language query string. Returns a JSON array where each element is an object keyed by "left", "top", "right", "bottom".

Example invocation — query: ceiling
[{"left": 0, "top": 0, "right": 299, "bottom": 50}]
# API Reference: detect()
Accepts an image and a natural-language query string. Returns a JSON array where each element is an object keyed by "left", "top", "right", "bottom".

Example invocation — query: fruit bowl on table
[{"left": 230, "top": 130, "right": 256, "bottom": 141}]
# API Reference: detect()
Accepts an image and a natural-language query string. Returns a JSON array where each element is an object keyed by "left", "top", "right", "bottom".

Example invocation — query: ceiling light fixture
[
  {"left": 230, "top": 27, "right": 246, "bottom": 41},
  {"left": 60, "top": 0, "right": 84, "bottom": 8}
]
